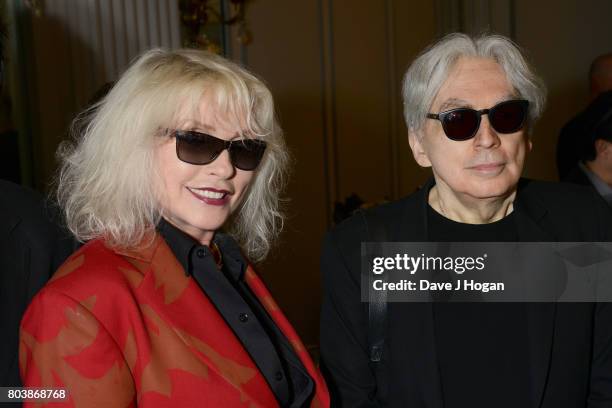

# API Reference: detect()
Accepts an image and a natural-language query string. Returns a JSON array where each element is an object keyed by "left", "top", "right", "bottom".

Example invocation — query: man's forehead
[
  {"left": 436, "top": 93, "right": 518, "bottom": 111},
  {"left": 432, "top": 58, "right": 514, "bottom": 108},
  {"left": 444, "top": 59, "right": 507, "bottom": 87}
]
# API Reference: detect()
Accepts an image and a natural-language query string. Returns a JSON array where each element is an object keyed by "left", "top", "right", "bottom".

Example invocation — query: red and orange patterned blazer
[{"left": 19, "top": 234, "right": 329, "bottom": 407}]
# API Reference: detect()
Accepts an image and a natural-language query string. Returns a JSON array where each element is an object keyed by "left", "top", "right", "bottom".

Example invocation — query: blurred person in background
[
  {"left": 557, "top": 53, "right": 612, "bottom": 179},
  {"left": 563, "top": 90, "right": 612, "bottom": 205}
]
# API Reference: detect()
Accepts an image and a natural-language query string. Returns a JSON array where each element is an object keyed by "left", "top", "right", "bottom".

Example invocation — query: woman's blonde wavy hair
[{"left": 56, "top": 48, "right": 289, "bottom": 262}]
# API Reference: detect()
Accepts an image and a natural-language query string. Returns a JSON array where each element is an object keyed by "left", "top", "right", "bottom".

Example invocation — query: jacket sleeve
[
  {"left": 588, "top": 198, "right": 612, "bottom": 407},
  {"left": 588, "top": 302, "right": 612, "bottom": 407},
  {"left": 19, "top": 288, "right": 135, "bottom": 408},
  {"left": 319, "top": 231, "right": 380, "bottom": 407}
]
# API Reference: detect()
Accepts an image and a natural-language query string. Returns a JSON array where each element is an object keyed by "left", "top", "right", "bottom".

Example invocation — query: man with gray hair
[{"left": 320, "top": 33, "right": 612, "bottom": 407}]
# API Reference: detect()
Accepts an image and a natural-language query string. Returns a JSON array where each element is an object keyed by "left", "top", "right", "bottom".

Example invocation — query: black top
[
  {"left": 427, "top": 205, "right": 530, "bottom": 408},
  {"left": 426, "top": 203, "right": 517, "bottom": 241},
  {"left": 157, "top": 219, "right": 313, "bottom": 408},
  {"left": 320, "top": 178, "right": 612, "bottom": 408}
]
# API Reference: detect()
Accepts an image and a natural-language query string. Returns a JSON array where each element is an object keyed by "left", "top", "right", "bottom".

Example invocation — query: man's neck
[
  {"left": 429, "top": 184, "right": 516, "bottom": 224},
  {"left": 585, "top": 160, "right": 612, "bottom": 187}
]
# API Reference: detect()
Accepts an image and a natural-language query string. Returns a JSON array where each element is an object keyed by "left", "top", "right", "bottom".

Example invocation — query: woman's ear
[{"left": 408, "top": 130, "right": 432, "bottom": 168}]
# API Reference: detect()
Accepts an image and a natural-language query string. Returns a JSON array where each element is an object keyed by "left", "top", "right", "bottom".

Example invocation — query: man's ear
[
  {"left": 527, "top": 137, "right": 533, "bottom": 152},
  {"left": 408, "top": 130, "right": 432, "bottom": 167},
  {"left": 595, "top": 139, "right": 611, "bottom": 156}
]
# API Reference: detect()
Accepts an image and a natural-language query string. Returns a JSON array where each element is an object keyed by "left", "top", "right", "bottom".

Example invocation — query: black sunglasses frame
[
  {"left": 172, "top": 129, "right": 267, "bottom": 171},
  {"left": 426, "top": 99, "right": 529, "bottom": 141}
]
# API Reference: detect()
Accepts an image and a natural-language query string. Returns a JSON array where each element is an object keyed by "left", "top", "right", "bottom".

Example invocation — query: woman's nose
[{"left": 206, "top": 149, "right": 235, "bottom": 178}]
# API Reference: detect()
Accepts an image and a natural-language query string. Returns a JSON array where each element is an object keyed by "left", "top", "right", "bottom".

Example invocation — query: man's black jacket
[{"left": 320, "top": 179, "right": 612, "bottom": 408}]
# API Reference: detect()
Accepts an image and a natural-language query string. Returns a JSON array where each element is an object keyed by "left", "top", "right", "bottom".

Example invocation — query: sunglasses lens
[
  {"left": 442, "top": 109, "right": 479, "bottom": 141},
  {"left": 489, "top": 100, "right": 528, "bottom": 134},
  {"left": 230, "top": 140, "right": 267, "bottom": 171},
  {"left": 174, "top": 130, "right": 267, "bottom": 170},
  {"left": 175, "top": 131, "right": 224, "bottom": 165}
]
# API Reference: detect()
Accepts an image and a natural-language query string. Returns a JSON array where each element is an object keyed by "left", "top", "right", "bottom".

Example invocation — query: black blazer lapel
[
  {"left": 390, "top": 178, "right": 432, "bottom": 242},
  {"left": 389, "top": 179, "right": 444, "bottom": 408},
  {"left": 514, "top": 180, "right": 557, "bottom": 408},
  {"left": 524, "top": 302, "right": 556, "bottom": 408}
]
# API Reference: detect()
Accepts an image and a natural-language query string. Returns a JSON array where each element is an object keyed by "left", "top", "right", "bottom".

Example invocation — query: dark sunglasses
[
  {"left": 426, "top": 99, "right": 529, "bottom": 141},
  {"left": 172, "top": 130, "right": 267, "bottom": 171}
]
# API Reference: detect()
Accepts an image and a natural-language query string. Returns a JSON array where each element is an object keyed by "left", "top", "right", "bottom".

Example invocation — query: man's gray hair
[{"left": 402, "top": 33, "right": 546, "bottom": 133}]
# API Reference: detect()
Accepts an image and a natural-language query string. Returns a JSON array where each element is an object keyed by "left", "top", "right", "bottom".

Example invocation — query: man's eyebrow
[
  {"left": 436, "top": 94, "right": 520, "bottom": 112},
  {"left": 437, "top": 98, "right": 472, "bottom": 112},
  {"left": 498, "top": 93, "right": 520, "bottom": 103}
]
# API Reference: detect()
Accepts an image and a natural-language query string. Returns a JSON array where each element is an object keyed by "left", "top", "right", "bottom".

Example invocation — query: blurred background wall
[{"left": 3, "top": 0, "right": 612, "bottom": 350}]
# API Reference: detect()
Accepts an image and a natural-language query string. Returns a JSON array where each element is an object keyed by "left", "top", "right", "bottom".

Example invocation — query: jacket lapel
[
  {"left": 391, "top": 180, "right": 444, "bottom": 408},
  {"left": 514, "top": 181, "right": 558, "bottom": 408},
  {"left": 244, "top": 266, "right": 330, "bottom": 408}
]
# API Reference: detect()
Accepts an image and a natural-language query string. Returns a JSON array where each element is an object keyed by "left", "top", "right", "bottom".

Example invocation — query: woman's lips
[{"left": 187, "top": 187, "right": 231, "bottom": 206}]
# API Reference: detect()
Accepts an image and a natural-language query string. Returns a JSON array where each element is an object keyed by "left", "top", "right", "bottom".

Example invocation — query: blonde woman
[{"left": 19, "top": 49, "right": 329, "bottom": 407}]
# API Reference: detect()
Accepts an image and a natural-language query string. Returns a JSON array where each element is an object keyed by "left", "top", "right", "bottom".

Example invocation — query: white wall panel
[
  {"left": 98, "top": 0, "right": 117, "bottom": 80},
  {"left": 22, "top": 0, "right": 181, "bottom": 186},
  {"left": 38, "top": 0, "right": 180, "bottom": 93},
  {"left": 112, "top": 0, "right": 127, "bottom": 71},
  {"left": 147, "top": 0, "right": 159, "bottom": 46},
  {"left": 134, "top": 0, "right": 149, "bottom": 50},
  {"left": 124, "top": 1, "right": 138, "bottom": 61},
  {"left": 158, "top": 0, "right": 171, "bottom": 47},
  {"left": 168, "top": 1, "right": 181, "bottom": 47}
]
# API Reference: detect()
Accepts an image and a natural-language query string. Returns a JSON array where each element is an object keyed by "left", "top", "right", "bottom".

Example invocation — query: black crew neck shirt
[{"left": 427, "top": 204, "right": 531, "bottom": 408}]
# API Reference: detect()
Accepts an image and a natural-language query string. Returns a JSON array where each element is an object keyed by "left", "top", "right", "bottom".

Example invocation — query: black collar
[{"left": 157, "top": 218, "right": 247, "bottom": 281}]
